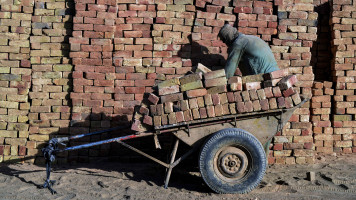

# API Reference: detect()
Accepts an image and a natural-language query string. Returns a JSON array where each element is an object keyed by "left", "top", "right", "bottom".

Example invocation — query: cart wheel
[{"left": 199, "top": 128, "right": 266, "bottom": 194}]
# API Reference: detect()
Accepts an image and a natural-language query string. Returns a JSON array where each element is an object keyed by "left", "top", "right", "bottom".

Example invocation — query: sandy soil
[{"left": 0, "top": 154, "right": 355, "bottom": 200}]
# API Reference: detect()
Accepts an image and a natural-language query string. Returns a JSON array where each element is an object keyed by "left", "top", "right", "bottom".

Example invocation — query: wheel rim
[{"left": 213, "top": 146, "right": 251, "bottom": 182}]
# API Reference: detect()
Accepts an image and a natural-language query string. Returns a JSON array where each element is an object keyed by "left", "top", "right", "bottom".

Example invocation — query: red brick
[
  {"left": 192, "top": 108, "right": 201, "bottom": 119},
  {"left": 159, "top": 85, "right": 180, "bottom": 96},
  {"left": 148, "top": 93, "right": 159, "bottom": 105},
  {"left": 260, "top": 99, "right": 269, "bottom": 111},
  {"left": 164, "top": 102, "right": 174, "bottom": 114},
  {"left": 125, "top": 87, "right": 145, "bottom": 94},
  {"left": 264, "top": 69, "right": 289, "bottom": 80},
  {"left": 211, "top": 94, "right": 221, "bottom": 105},
  {"left": 278, "top": 75, "right": 298, "bottom": 90},
  {"left": 204, "top": 94, "right": 213, "bottom": 106},
  {"left": 189, "top": 98, "right": 198, "bottom": 109},
  {"left": 234, "top": 92, "right": 243, "bottom": 102},
  {"left": 244, "top": 82, "right": 261, "bottom": 90},
  {"left": 272, "top": 87, "right": 282, "bottom": 97},
  {"left": 199, "top": 108, "right": 208, "bottom": 118},
  {"left": 285, "top": 97, "right": 293, "bottom": 109},
  {"left": 176, "top": 111, "right": 185, "bottom": 123},
  {"left": 252, "top": 100, "right": 262, "bottom": 112},
  {"left": 249, "top": 89, "right": 259, "bottom": 101},
  {"left": 143, "top": 115, "right": 153, "bottom": 126},
  {"left": 183, "top": 110, "right": 192, "bottom": 121},
  {"left": 207, "top": 106, "right": 216, "bottom": 117},
  {"left": 277, "top": 97, "right": 285, "bottom": 108},
  {"left": 283, "top": 87, "right": 296, "bottom": 97},
  {"left": 227, "top": 92, "right": 235, "bottom": 103},
  {"left": 245, "top": 101, "right": 253, "bottom": 112},
  {"left": 186, "top": 88, "right": 207, "bottom": 98},
  {"left": 161, "top": 93, "right": 184, "bottom": 103}
]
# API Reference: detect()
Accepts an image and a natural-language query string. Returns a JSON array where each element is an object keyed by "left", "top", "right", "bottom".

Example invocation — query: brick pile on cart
[{"left": 131, "top": 65, "right": 301, "bottom": 132}]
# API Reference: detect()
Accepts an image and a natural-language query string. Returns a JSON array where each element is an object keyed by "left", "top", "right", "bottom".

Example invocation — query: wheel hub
[
  {"left": 216, "top": 147, "right": 249, "bottom": 179},
  {"left": 221, "top": 154, "right": 241, "bottom": 175}
]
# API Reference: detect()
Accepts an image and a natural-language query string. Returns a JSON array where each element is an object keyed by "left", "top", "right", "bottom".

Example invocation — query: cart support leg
[{"left": 164, "top": 139, "right": 179, "bottom": 189}]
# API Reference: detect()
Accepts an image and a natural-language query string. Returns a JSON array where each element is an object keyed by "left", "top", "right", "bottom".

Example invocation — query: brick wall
[{"left": 0, "top": 0, "right": 355, "bottom": 164}]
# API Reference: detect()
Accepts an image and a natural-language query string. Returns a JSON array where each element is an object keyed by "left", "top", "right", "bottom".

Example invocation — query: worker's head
[{"left": 218, "top": 24, "right": 239, "bottom": 46}]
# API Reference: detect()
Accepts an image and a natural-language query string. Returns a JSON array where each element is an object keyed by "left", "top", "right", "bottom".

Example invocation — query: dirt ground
[{"left": 0, "top": 154, "right": 355, "bottom": 200}]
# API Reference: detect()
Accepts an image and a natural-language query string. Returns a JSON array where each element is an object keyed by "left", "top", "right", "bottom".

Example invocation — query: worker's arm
[{"left": 224, "top": 43, "right": 245, "bottom": 79}]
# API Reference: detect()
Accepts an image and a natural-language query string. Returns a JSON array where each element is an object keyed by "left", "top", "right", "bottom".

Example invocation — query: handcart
[{"left": 41, "top": 98, "right": 308, "bottom": 194}]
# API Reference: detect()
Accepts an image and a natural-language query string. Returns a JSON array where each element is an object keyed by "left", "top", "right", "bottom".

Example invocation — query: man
[{"left": 218, "top": 24, "right": 279, "bottom": 78}]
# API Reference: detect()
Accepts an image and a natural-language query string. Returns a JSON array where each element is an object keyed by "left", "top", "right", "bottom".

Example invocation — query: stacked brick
[
  {"left": 329, "top": 0, "right": 356, "bottom": 154},
  {"left": 268, "top": 0, "right": 319, "bottom": 165},
  {"left": 233, "top": 0, "right": 278, "bottom": 42},
  {"left": 0, "top": 0, "right": 33, "bottom": 162},
  {"left": 27, "top": 0, "right": 74, "bottom": 164},
  {"left": 131, "top": 68, "right": 302, "bottom": 131}
]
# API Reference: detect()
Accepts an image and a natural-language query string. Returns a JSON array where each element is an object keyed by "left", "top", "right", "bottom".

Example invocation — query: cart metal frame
[{"left": 41, "top": 98, "right": 308, "bottom": 194}]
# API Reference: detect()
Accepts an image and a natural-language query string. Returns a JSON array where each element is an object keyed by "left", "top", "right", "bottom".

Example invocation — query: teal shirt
[{"left": 225, "top": 33, "right": 279, "bottom": 78}]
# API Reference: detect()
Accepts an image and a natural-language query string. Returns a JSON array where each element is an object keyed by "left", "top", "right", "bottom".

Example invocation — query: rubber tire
[{"left": 199, "top": 128, "right": 267, "bottom": 194}]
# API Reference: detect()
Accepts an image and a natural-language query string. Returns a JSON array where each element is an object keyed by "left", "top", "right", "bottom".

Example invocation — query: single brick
[
  {"left": 227, "top": 92, "right": 235, "bottom": 103},
  {"left": 222, "top": 104, "right": 230, "bottom": 115},
  {"left": 183, "top": 110, "right": 192, "bottom": 121},
  {"left": 249, "top": 89, "right": 259, "bottom": 100},
  {"left": 237, "top": 102, "right": 245, "bottom": 113},
  {"left": 241, "top": 91, "right": 250, "bottom": 102},
  {"left": 176, "top": 111, "right": 185, "bottom": 123},
  {"left": 204, "top": 94, "right": 213, "bottom": 106},
  {"left": 161, "top": 114, "right": 168, "bottom": 125},
  {"left": 199, "top": 108, "right": 208, "bottom": 118},
  {"left": 269, "top": 98, "right": 278, "bottom": 109},
  {"left": 285, "top": 97, "right": 293, "bottom": 108},
  {"left": 252, "top": 100, "right": 262, "bottom": 112},
  {"left": 159, "top": 85, "right": 180, "bottom": 96},
  {"left": 244, "top": 82, "right": 262, "bottom": 90},
  {"left": 192, "top": 108, "right": 201, "bottom": 119},
  {"left": 181, "top": 80, "right": 204, "bottom": 91},
  {"left": 263, "top": 68, "right": 289, "bottom": 80},
  {"left": 272, "top": 87, "right": 282, "bottom": 97},
  {"left": 219, "top": 93, "right": 228, "bottom": 104},
  {"left": 242, "top": 74, "right": 264, "bottom": 83},
  {"left": 150, "top": 105, "right": 157, "bottom": 115},
  {"left": 207, "top": 106, "right": 216, "bottom": 117},
  {"left": 189, "top": 98, "right": 198, "bottom": 109},
  {"left": 277, "top": 97, "right": 286, "bottom": 108},
  {"left": 229, "top": 103, "right": 237, "bottom": 114},
  {"left": 186, "top": 88, "right": 207, "bottom": 98},
  {"left": 333, "top": 115, "right": 352, "bottom": 121},
  {"left": 160, "top": 93, "right": 184, "bottom": 103},
  {"left": 157, "top": 104, "right": 164, "bottom": 115},
  {"left": 234, "top": 91, "right": 243, "bottom": 102},
  {"left": 164, "top": 102, "right": 174, "bottom": 113},
  {"left": 282, "top": 87, "right": 296, "bottom": 97},
  {"left": 278, "top": 75, "right": 298, "bottom": 90},
  {"left": 179, "top": 73, "right": 202, "bottom": 85},
  {"left": 204, "top": 69, "right": 225, "bottom": 79},
  {"left": 148, "top": 93, "right": 159, "bottom": 104},
  {"left": 180, "top": 100, "right": 190, "bottom": 111},
  {"left": 139, "top": 106, "right": 149, "bottom": 115},
  {"left": 245, "top": 101, "right": 253, "bottom": 112},
  {"left": 196, "top": 63, "right": 212, "bottom": 73},
  {"left": 257, "top": 89, "right": 267, "bottom": 100},
  {"left": 204, "top": 77, "right": 227, "bottom": 87},
  {"left": 228, "top": 76, "right": 242, "bottom": 84},
  {"left": 158, "top": 77, "right": 180, "bottom": 89},
  {"left": 197, "top": 97, "right": 205, "bottom": 108},
  {"left": 215, "top": 105, "right": 223, "bottom": 116},
  {"left": 153, "top": 116, "right": 162, "bottom": 126},
  {"left": 230, "top": 82, "right": 243, "bottom": 91},
  {"left": 207, "top": 85, "right": 227, "bottom": 94},
  {"left": 264, "top": 87, "right": 274, "bottom": 98},
  {"left": 212, "top": 94, "right": 221, "bottom": 105},
  {"left": 260, "top": 99, "right": 269, "bottom": 111},
  {"left": 131, "top": 120, "right": 148, "bottom": 132},
  {"left": 168, "top": 113, "right": 177, "bottom": 124},
  {"left": 143, "top": 115, "right": 153, "bottom": 126},
  {"left": 291, "top": 93, "right": 301, "bottom": 105}
]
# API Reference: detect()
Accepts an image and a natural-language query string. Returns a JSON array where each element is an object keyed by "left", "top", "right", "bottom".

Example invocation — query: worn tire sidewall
[{"left": 199, "top": 128, "right": 266, "bottom": 194}]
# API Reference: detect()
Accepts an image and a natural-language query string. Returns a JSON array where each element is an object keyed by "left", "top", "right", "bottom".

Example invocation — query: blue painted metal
[
  {"left": 68, "top": 125, "right": 130, "bottom": 140},
  {"left": 62, "top": 134, "right": 137, "bottom": 152}
]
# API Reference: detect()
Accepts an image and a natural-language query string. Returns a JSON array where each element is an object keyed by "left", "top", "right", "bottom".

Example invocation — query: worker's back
[{"left": 232, "top": 33, "right": 279, "bottom": 76}]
